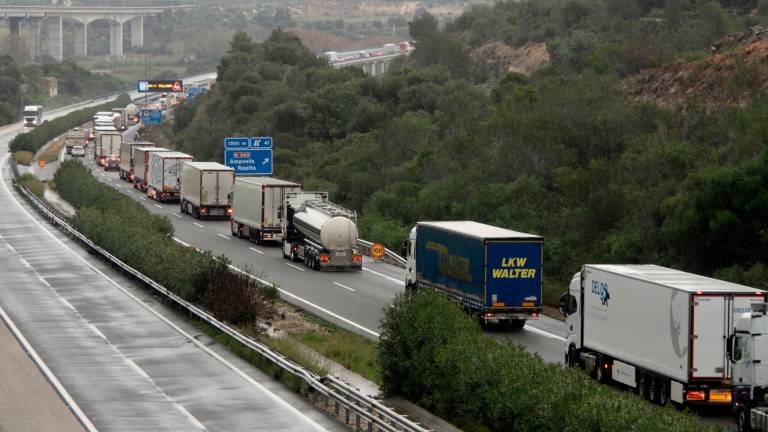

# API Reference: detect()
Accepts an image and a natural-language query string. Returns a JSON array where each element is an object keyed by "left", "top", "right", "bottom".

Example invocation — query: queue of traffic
[{"left": 68, "top": 99, "right": 768, "bottom": 430}]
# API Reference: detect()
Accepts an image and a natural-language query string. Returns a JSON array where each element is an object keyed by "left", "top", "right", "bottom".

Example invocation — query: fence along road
[{"left": 0, "top": 99, "right": 343, "bottom": 431}]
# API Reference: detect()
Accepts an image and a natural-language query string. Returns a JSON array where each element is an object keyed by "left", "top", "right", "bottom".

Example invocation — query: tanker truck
[{"left": 281, "top": 191, "right": 362, "bottom": 271}]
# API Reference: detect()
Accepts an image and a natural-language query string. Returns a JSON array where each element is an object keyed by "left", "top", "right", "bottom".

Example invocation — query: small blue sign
[
  {"left": 188, "top": 87, "right": 208, "bottom": 101},
  {"left": 140, "top": 108, "right": 162, "bottom": 125},
  {"left": 224, "top": 148, "right": 273, "bottom": 175},
  {"left": 224, "top": 137, "right": 250, "bottom": 150},
  {"left": 138, "top": 80, "right": 149, "bottom": 92},
  {"left": 250, "top": 136, "right": 273, "bottom": 148}
]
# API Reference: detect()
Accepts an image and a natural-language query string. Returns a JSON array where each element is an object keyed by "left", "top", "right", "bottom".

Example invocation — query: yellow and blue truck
[{"left": 404, "top": 221, "right": 543, "bottom": 328}]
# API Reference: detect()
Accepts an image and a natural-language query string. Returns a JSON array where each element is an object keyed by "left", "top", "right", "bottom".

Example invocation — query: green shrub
[
  {"left": 16, "top": 173, "right": 45, "bottom": 197},
  {"left": 14, "top": 151, "right": 33, "bottom": 166},
  {"left": 10, "top": 93, "right": 131, "bottom": 154},
  {"left": 379, "top": 291, "right": 719, "bottom": 432},
  {"left": 53, "top": 160, "right": 276, "bottom": 326}
]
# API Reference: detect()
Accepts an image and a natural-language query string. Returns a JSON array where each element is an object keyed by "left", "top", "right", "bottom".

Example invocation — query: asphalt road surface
[{"left": 0, "top": 86, "right": 344, "bottom": 431}]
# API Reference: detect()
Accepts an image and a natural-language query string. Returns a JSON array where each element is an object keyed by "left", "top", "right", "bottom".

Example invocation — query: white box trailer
[
  {"left": 147, "top": 151, "right": 193, "bottom": 202},
  {"left": 561, "top": 264, "right": 765, "bottom": 406},
  {"left": 180, "top": 162, "right": 234, "bottom": 219},
  {"left": 230, "top": 177, "right": 302, "bottom": 243},
  {"left": 97, "top": 132, "right": 122, "bottom": 170},
  {"left": 133, "top": 147, "right": 170, "bottom": 191},
  {"left": 118, "top": 141, "right": 155, "bottom": 181}
]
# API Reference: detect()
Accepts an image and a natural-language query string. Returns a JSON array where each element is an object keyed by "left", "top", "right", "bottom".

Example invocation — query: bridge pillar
[
  {"left": 27, "top": 18, "right": 42, "bottom": 59},
  {"left": 73, "top": 21, "right": 87, "bottom": 57},
  {"left": 9, "top": 17, "right": 22, "bottom": 35},
  {"left": 44, "top": 17, "right": 63, "bottom": 62},
  {"left": 109, "top": 21, "right": 123, "bottom": 57},
  {"left": 130, "top": 16, "right": 143, "bottom": 48}
]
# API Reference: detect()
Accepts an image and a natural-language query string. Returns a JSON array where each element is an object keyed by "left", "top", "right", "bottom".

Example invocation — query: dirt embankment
[
  {"left": 623, "top": 26, "right": 768, "bottom": 107},
  {"left": 470, "top": 41, "right": 550, "bottom": 75}
]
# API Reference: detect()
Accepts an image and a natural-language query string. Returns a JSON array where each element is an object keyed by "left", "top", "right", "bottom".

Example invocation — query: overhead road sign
[
  {"left": 140, "top": 108, "right": 162, "bottom": 125},
  {"left": 224, "top": 137, "right": 250, "bottom": 150},
  {"left": 138, "top": 79, "right": 184, "bottom": 93},
  {"left": 187, "top": 87, "right": 208, "bottom": 101},
  {"left": 224, "top": 149, "right": 273, "bottom": 175},
  {"left": 250, "top": 137, "right": 272, "bottom": 148}
]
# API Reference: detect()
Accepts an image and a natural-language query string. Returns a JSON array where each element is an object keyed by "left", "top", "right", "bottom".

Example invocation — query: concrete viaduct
[
  {"left": 0, "top": 6, "right": 192, "bottom": 62},
  {"left": 330, "top": 52, "right": 407, "bottom": 77}
]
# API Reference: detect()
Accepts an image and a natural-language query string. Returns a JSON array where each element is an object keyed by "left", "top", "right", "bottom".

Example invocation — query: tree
[{"left": 408, "top": 12, "right": 439, "bottom": 42}]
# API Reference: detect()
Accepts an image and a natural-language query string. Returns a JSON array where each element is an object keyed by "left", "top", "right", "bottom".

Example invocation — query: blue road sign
[
  {"left": 138, "top": 80, "right": 149, "bottom": 92},
  {"left": 249, "top": 136, "right": 273, "bottom": 148},
  {"left": 224, "top": 148, "right": 273, "bottom": 175},
  {"left": 224, "top": 137, "right": 250, "bottom": 150},
  {"left": 188, "top": 87, "right": 208, "bottom": 101},
  {"left": 140, "top": 108, "right": 162, "bottom": 125}
]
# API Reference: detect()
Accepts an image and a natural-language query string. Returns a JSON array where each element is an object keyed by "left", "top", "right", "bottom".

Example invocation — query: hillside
[{"left": 623, "top": 27, "right": 768, "bottom": 106}]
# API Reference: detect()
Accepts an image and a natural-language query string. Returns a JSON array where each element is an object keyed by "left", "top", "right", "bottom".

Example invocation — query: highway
[
  {"left": 77, "top": 117, "right": 736, "bottom": 430},
  {"left": 82, "top": 124, "right": 570, "bottom": 355},
  {"left": 0, "top": 85, "right": 345, "bottom": 431}
]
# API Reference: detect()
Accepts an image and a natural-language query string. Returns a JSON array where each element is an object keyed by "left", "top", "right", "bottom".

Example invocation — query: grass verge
[
  {"left": 16, "top": 173, "right": 45, "bottom": 198},
  {"left": 14, "top": 151, "right": 33, "bottom": 166},
  {"left": 37, "top": 141, "right": 62, "bottom": 163}
]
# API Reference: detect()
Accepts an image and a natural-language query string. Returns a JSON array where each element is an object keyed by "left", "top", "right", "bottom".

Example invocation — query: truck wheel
[
  {"left": 567, "top": 346, "right": 578, "bottom": 369},
  {"left": 596, "top": 357, "right": 609, "bottom": 383},
  {"left": 281, "top": 241, "right": 289, "bottom": 259},
  {"left": 648, "top": 376, "right": 658, "bottom": 404},
  {"left": 658, "top": 378, "right": 669, "bottom": 406},
  {"left": 738, "top": 406, "right": 752, "bottom": 432},
  {"left": 637, "top": 372, "right": 648, "bottom": 399}
]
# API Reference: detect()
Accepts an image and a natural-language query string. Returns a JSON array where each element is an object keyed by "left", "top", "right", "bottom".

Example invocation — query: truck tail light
[
  {"left": 319, "top": 255, "right": 329, "bottom": 263},
  {"left": 522, "top": 301, "right": 535, "bottom": 307},
  {"left": 226, "top": 207, "right": 232, "bottom": 215},
  {"left": 686, "top": 391, "right": 706, "bottom": 401},
  {"left": 708, "top": 390, "right": 732, "bottom": 403},
  {"left": 531, "top": 312, "right": 539, "bottom": 318},
  {"left": 353, "top": 254, "right": 362, "bottom": 262},
  {"left": 199, "top": 207, "right": 208, "bottom": 214}
]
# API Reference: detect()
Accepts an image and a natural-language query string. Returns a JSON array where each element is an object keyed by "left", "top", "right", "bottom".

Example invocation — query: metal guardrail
[
  {"left": 357, "top": 239, "right": 406, "bottom": 268},
  {"left": 12, "top": 181, "right": 429, "bottom": 432}
]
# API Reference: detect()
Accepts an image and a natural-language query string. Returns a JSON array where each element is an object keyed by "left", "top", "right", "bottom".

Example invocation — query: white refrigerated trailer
[
  {"left": 560, "top": 264, "right": 765, "bottom": 406},
  {"left": 230, "top": 177, "right": 302, "bottom": 243}
]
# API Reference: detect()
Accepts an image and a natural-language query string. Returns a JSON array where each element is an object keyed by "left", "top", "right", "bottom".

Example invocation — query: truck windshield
[{"left": 23, "top": 111, "right": 37, "bottom": 116}]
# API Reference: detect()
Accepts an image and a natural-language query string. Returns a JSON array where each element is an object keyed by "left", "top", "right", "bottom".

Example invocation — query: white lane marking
[
  {"left": 228, "top": 264, "right": 380, "bottom": 338},
  {"left": 115, "top": 184, "right": 122, "bottom": 188},
  {"left": 362, "top": 267, "right": 404, "bottom": 286},
  {"left": 524, "top": 324, "right": 566, "bottom": 342},
  {"left": 172, "top": 213, "right": 182, "bottom": 218},
  {"left": 0, "top": 303, "right": 98, "bottom": 432},
  {"left": 193, "top": 222, "right": 205, "bottom": 229},
  {"left": 248, "top": 247, "right": 264, "bottom": 255},
  {"left": 107, "top": 178, "right": 113, "bottom": 182},
  {"left": 285, "top": 263, "right": 306, "bottom": 272},
  {"left": 139, "top": 197, "right": 147, "bottom": 201},
  {"left": 153, "top": 204, "right": 162, "bottom": 209},
  {"left": 217, "top": 234, "right": 230, "bottom": 240},
  {"left": 1, "top": 156, "right": 328, "bottom": 431},
  {"left": 87, "top": 323, "right": 108, "bottom": 341},
  {"left": 172, "top": 237, "right": 191, "bottom": 247},
  {"left": 333, "top": 281, "right": 356, "bottom": 293}
]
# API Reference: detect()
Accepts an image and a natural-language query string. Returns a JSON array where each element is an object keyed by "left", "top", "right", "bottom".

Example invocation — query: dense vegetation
[
  {"left": 379, "top": 291, "right": 718, "bottom": 432},
  {"left": 170, "top": 25, "right": 768, "bottom": 305},
  {"left": 0, "top": 55, "right": 126, "bottom": 126},
  {"left": 9, "top": 93, "right": 131, "bottom": 154},
  {"left": 52, "top": 160, "right": 277, "bottom": 325}
]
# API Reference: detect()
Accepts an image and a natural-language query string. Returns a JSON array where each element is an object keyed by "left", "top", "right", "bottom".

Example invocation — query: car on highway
[{"left": 71, "top": 145, "right": 86, "bottom": 157}]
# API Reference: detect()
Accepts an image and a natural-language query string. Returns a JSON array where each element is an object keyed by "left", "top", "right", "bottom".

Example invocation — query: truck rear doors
[
  {"left": 485, "top": 241, "right": 542, "bottom": 309},
  {"left": 691, "top": 294, "right": 764, "bottom": 380}
]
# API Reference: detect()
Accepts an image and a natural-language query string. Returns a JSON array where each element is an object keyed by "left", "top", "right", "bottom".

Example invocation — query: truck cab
[
  {"left": 729, "top": 303, "right": 768, "bottom": 431},
  {"left": 560, "top": 272, "right": 582, "bottom": 367}
]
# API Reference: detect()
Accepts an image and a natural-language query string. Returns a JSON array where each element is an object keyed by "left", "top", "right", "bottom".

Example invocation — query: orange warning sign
[
  {"left": 38, "top": 159, "right": 46, "bottom": 168},
  {"left": 371, "top": 243, "right": 386, "bottom": 260}
]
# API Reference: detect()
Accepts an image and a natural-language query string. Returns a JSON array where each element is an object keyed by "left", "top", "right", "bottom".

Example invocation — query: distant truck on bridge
[{"left": 323, "top": 41, "right": 411, "bottom": 64}]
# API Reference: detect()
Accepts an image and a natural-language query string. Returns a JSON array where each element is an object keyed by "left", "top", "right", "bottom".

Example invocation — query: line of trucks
[
  {"left": 107, "top": 138, "right": 364, "bottom": 272},
  {"left": 74, "top": 104, "right": 768, "bottom": 430}
]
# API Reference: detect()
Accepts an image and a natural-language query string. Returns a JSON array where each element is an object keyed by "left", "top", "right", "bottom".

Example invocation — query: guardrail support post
[{"left": 345, "top": 406, "right": 349, "bottom": 424}]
